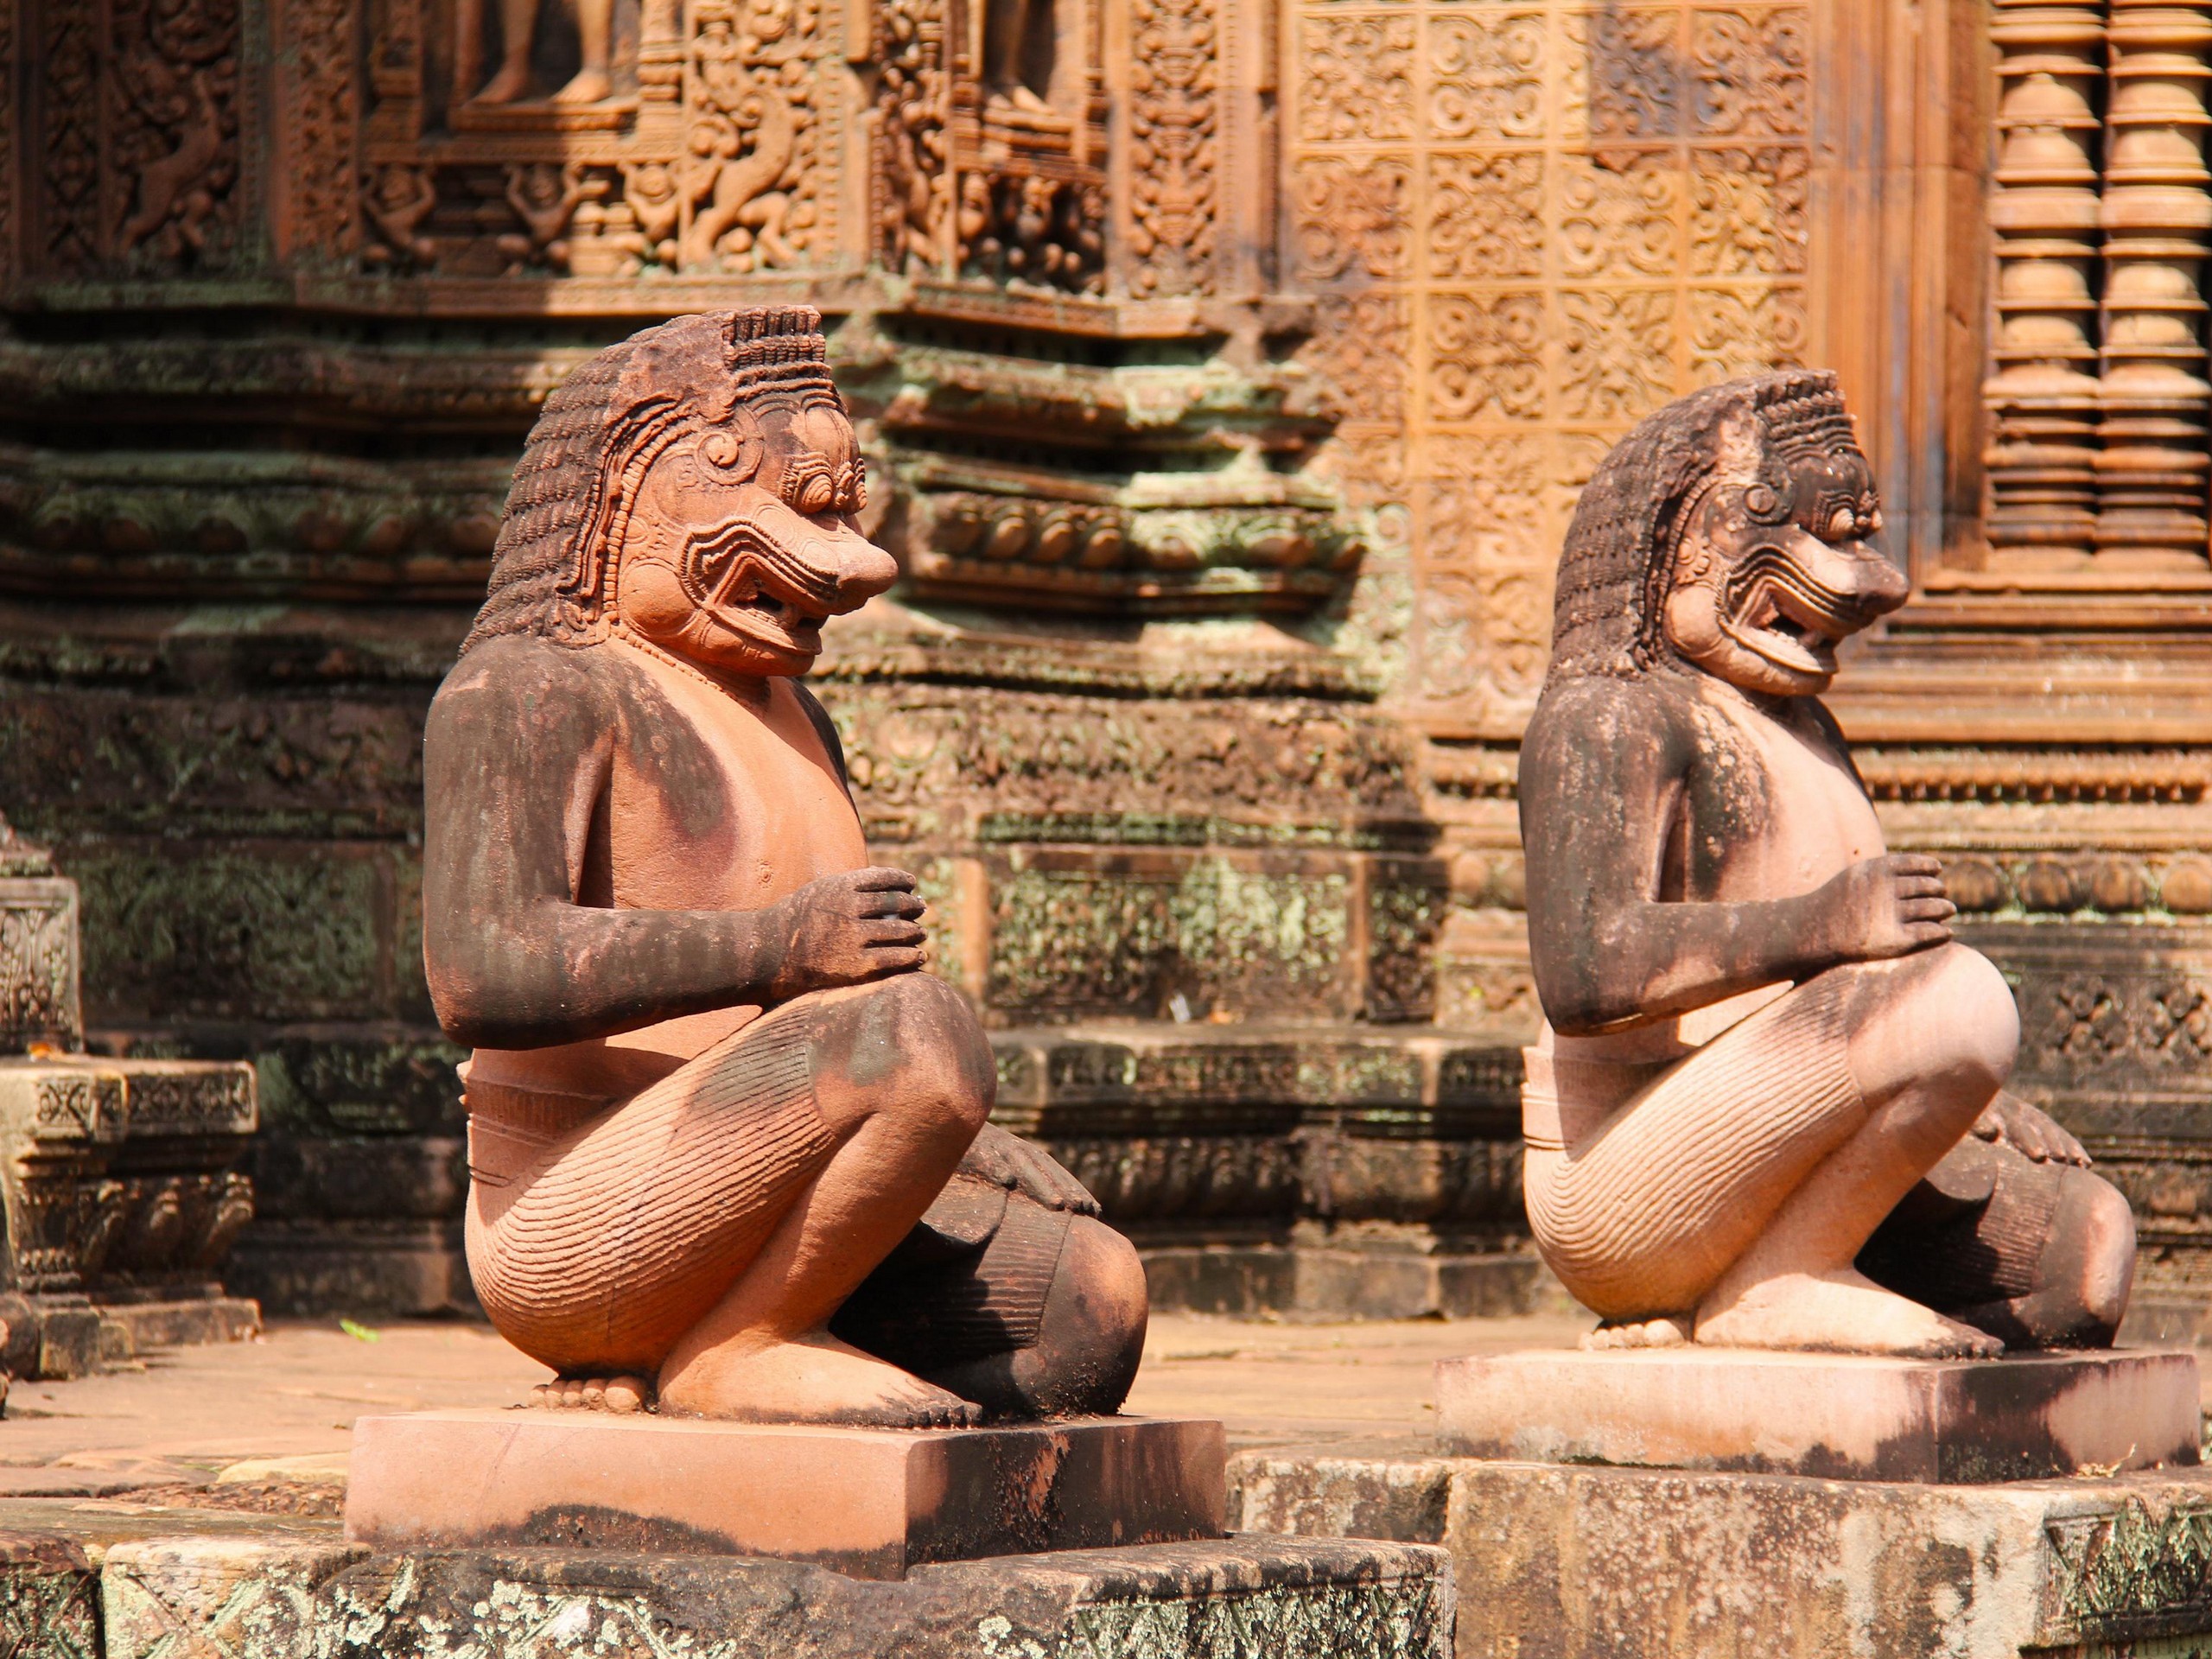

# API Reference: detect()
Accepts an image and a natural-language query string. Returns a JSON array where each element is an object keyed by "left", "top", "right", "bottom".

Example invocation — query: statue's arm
[
  {"left": 421, "top": 640, "right": 920, "bottom": 1048},
  {"left": 1519, "top": 681, "right": 1950, "bottom": 1035}
]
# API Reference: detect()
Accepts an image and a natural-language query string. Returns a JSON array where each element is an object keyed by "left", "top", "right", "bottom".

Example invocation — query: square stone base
[
  {"left": 345, "top": 1409, "right": 1227, "bottom": 1580},
  {"left": 1434, "top": 1346, "right": 2201, "bottom": 1482},
  {"left": 1232, "top": 1450, "right": 2212, "bottom": 1659}
]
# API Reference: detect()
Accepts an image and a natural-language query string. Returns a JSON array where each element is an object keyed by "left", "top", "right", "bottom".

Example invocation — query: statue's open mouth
[
  {"left": 724, "top": 585, "right": 830, "bottom": 655},
  {"left": 1726, "top": 580, "right": 1841, "bottom": 677}
]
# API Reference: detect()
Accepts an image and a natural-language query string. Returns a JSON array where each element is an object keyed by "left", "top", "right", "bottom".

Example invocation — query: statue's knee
[
  {"left": 1909, "top": 944, "right": 2020, "bottom": 1099},
  {"left": 830, "top": 972, "right": 994, "bottom": 1138}
]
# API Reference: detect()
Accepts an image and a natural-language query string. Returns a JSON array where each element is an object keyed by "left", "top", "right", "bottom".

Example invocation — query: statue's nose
[
  {"left": 1848, "top": 543, "right": 1910, "bottom": 614},
  {"left": 819, "top": 524, "right": 899, "bottom": 608}
]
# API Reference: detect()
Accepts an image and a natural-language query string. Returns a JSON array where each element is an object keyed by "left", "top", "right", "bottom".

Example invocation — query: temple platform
[
  {"left": 345, "top": 1409, "right": 1228, "bottom": 1580},
  {"left": 1434, "top": 1346, "right": 2202, "bottom": 1483}
]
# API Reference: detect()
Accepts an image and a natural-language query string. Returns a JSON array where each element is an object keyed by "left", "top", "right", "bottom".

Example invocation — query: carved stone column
[
  {"left": 1984, "top": 0, "right": 2108, "bottom": 568},
  {"left": 2095, "top": 0, "right": 2212, "bottom": 567}
]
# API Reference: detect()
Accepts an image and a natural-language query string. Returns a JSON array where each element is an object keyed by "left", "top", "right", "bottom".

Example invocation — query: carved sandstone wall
[{"left": 0, "top": 0, "right": 2206, "bottom": 1325}]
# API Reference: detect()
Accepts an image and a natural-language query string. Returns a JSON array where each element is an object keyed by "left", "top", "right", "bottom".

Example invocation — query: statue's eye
[{"left": 1826, "top": 507, "right": 1858, "bottom": 540}]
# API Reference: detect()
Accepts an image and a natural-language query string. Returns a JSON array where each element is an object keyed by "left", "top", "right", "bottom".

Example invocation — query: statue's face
[
  {"left": 613, "top": 399, "right": 899, "bottom": 677},
  {"left": 1662, "top": 445, "right": 1907, "bottom": 697}
]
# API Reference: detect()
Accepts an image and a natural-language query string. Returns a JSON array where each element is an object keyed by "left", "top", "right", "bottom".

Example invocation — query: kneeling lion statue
[{"left": 1517, "top": 368, "right": 2137, "bottom": 1357}]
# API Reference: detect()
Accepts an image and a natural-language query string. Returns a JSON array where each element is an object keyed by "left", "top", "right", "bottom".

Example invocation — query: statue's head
[
  {"left": 1546, "top": 369, "right": 1907, "bottom": 697},
  {"left": 462, "top": 307, "right": 898, "bottom": 676}
]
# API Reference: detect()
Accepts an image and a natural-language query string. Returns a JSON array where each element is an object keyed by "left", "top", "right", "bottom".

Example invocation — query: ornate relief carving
[
  {"left": 276, "top": 0, "right": 362, "bottom": 262},
  {"left": 874, "top": 0, "right": 952, "bottom": 273},
  {"left": 1292, "top": 155, "right": 1411, "bottom": 283},
  {"left": 351, "top": 0, "right": 837, "bottom": 279},
  {"left": 1427, "top": 11, "right": 1543, "bottom": 144},
  {"left": 1298, "top": 14, "right": 1416, "bottom": 145},
  {"left": 1126, "top": 0, "right": 1218, "bottom": 296},
  {"left": 1427, "top": 154, "right": 1543, "bottom": 282},
  {"left": 110, "top": 0, "right": 244, "bottom": 268},
  {"left": 1688, "top": 8, "right": 1808, "bottom": 138},
  {"left": 1558, "top": 289, "right": 1676, "bottom": 422},
  {"left": 38, "top": 0, "right": 105, "bottom": 270},
  {"left": 681, "top": 0, "right": 825, "bottom": 273},
  {"left": 1287, "top": 0, "right": 1812, "bottom": 728},
  {"left": 1430, "top": 294, "right": 1544, "bottom": 423},
  {"left": 1558, "top": 152, "right": 1681, "bottom": 281}
]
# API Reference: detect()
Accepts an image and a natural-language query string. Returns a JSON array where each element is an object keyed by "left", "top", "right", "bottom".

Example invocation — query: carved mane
[
  {"left": 1544, "top": 367, "right": 1860, "bottom": 685},
  {"left": 461, "top": 307, "right": 844, "bottom": 655}
]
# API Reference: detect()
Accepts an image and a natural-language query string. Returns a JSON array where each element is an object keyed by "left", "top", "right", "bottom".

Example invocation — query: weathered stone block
[
  {"left": 346, "top": 1411, "right": 1228, "bottom": 1581},
  {"left": 1433, "top": 1347, "right": 2202, "bottom": 1484},
  {"left": 1235, "top": 1452, "right": 2212, "bottom": 1659},
  {"left": 95, "top": 1531, "right": 1452, "bottom": 1659}
]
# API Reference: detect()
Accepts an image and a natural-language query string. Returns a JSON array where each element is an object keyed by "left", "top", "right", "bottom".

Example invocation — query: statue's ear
[{"left": 696, "top": 410, "right": 764, "bottom": 481}]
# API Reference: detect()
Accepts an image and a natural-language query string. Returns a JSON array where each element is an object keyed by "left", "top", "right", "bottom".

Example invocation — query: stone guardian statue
[
  {"left": 1516, "top": 370, "right": 2137, "bottom": 1357},
  {"left": 423, "top": 308, "right": 1147, "bottom": 1424}
]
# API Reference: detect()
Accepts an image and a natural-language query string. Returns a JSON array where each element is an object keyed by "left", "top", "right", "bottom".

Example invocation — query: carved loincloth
[
  {"left": 463, "top": 1013, "right": 1073, "bottom": 1378},
  {"left": 463, "top": 1012, "right": 836, "bottom": 1374},
  {"left": 1522, "top": 976, "right": 1864, "bottom": 1319}
]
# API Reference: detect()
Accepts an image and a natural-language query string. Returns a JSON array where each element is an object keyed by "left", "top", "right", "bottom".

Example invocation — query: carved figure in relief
[
  {"left": 499, "top": 162, "right": 598, "bottom": 270},
  {"left": 423, "top": 308, "right": 1149, "bottom": 1424},
  {"left": 1517, "top": 370, "right": 2137, "bottom": 1357},
  {"left": 619, "top": 162, "right": 683, "bottom": 265},
  {"left": 681, "top": 5, "right": 806, "bottom": 271},
  {"left": 465, "top": 0, "right": 620, "bottom": 104},
  {"left": 362, "top": 164, "right": 440, "bottom": 268}
]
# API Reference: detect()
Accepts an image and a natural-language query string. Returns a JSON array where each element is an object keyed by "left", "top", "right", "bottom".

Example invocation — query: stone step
[{"left": 3, "top": 1503, "right": 1450, "bottom": 1659}]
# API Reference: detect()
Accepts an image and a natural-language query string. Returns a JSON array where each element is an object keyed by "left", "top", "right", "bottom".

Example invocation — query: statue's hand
[
  {"left": 1972, "top": 1091, "right": 2090, "bottom": 1166},
  {"left": 763, "top": 867, "right": 928, "bottom": 998},
  {"left": 1814, "top": 854, "right": 1955, "bottom": 962},
  {"left": 957, "top": 1122, "right": 1102, "bottom": 1217}
]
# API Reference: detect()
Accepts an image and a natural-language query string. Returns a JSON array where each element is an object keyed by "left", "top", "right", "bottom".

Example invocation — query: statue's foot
[
  {"left": 470, "top": 61, "right": 532, "bottom": 104},
  {"left": 1694, "top": 1268, "right": 2005, "bottom": 1358},
  {"left": 1581, "top": 1315, "right": 1691, "bottom": 1351},
  {"left": 525, "top": 1373, "right": 652, "bottom": 1414},
  {"left": 551, "top": 68, "right": 614, "bottom": 105},
  {"left": 658, "top": 1331, "right": 982, "bottom": 1427}
]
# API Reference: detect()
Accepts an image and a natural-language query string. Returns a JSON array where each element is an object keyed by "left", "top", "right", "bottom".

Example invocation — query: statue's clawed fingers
[{"left": 1815, "top": 853, "right": 1956, "bottom": 961}]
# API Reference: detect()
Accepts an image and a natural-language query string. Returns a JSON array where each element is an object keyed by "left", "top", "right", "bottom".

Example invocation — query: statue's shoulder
[
  {"left": 431, "top": 635, "right": 618, "bottom": 724},
  {"left": 1525, "top": 671, "right": 1702, "bottom": 759},
  {"left": 435, "top": 628, "right": 610, "bottom": 694}
]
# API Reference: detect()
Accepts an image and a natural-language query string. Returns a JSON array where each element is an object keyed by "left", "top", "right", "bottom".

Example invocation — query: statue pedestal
[
  {"left": 1433, "top": 1347, "right": 2201, "bottom": 1483},
  {"left": 344, "top": 1409, "right": 1225, "bottom": 1580}
]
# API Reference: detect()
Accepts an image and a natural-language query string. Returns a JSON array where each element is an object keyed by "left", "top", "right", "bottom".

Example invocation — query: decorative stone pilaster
[
  {"left": 2095, "top": 0, "right": 2212, "bottom": 567},
  {"left": 1984, "top": 0, "right": 2109, "bottom": 567}
]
